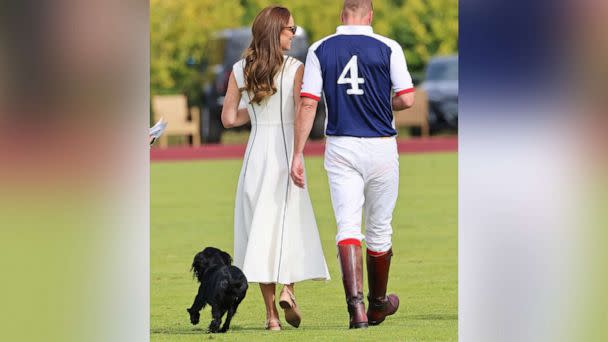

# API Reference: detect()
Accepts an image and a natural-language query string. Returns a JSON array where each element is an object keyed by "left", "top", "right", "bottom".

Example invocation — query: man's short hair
[{"left": 342, "top": 0, "right": 373, "bottom": 17}]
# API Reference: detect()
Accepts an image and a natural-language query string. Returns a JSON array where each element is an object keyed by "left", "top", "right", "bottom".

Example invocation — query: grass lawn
[{"left": 151, "top": 153, "right": 457, "bottom": 341}]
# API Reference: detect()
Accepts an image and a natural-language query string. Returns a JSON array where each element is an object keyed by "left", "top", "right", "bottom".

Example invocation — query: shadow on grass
[
  {"left": 151, "top": 313, "right": 457, "bottom": 336},
  {"left": 151, "top": 325, "right": 287, "bottom": 335},
  {"left": 404, "top": 313, "right": 458, "bottom": 321},
  {"left": 151, "top": 328, "right": 204, "bottom": 335},
  {"left": 151, "top": 323, "right": 354, "bottom": 335}
]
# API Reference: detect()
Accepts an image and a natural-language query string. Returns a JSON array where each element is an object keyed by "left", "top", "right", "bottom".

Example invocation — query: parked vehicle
[
  {"left": 193, "top": 27, "right": 326, "bottom": 143},
  {"left": 418, "top": 54, "right": 458, "bottom": 134}
]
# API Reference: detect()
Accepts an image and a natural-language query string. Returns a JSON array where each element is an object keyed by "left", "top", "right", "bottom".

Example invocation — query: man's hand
[{"left": 290, "top": 153, "right": 305, "bottom": 188}]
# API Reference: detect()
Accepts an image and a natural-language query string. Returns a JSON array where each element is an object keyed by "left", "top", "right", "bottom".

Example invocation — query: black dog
[{"left": 187, "top": 247, "right": 248, "bottom": 333}]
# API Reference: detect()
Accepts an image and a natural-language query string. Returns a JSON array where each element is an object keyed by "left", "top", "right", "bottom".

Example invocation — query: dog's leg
[
  {"left": 219, "top": 305, "right": 237, "bottom": 333},
  {"left": 208, "top": 306, "right": 225, "bottom": 333},
  {"left": 220, "top": 294, "right": 245, "bottom": 333},
  {"left": 186, "top": 284, "right": 206, "bottom": 325}
]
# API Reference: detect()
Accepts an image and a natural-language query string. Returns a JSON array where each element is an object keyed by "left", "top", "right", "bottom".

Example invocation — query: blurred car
[
  {"left": 419, "top": 54, "right": 458, "bottom": 134},
  {"left": 193, "top": 27, "right": 326, "bottom": 143}
]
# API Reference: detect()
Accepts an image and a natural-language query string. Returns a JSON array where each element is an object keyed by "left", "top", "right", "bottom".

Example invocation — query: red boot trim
[{"left": 338, "top": 239, "right": 361, "bottom": 246}]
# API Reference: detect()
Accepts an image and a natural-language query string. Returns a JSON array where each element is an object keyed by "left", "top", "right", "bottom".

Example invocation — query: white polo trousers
[{"left": 324, "top": 136, "right": 399, "bottom": 252}]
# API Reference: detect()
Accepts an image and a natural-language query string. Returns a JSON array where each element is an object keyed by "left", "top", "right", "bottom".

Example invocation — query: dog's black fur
[{"left": 187, "top": 247, "right": 248, "bottom": 333}]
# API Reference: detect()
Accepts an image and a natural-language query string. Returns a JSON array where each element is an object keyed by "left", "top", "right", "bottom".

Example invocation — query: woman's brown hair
[{"left": 242, "top": 6, "right": 291, "bottom": 104}]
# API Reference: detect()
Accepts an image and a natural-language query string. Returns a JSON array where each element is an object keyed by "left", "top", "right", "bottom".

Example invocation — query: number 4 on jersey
[{"left": 337, "top": 55, "right": 365, "bottom": 95}]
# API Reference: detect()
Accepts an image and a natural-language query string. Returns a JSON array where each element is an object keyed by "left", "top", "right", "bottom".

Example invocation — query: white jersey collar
[{"left": 336, "top": 25, "right": 374, "bottom": 35}]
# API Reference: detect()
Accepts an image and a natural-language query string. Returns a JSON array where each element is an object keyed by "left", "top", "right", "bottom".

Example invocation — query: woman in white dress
[{"left": 220, "top": 6, "right": 330, "bottom": 331}]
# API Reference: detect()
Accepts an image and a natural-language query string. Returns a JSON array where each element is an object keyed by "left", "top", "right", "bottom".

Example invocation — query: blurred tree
[
  {"left": 236, "top": 0, "right": 457, "bottom": 73},
  {"left": 150, "top": 0, "right": 457, "bottom": 95},
  {"left": 150, "top": 0, "right": 244, "bottom": 95},
  {"left": 280, "top": 0, "right": 342, "bottom": 43},
  {"left": 390, "top": 0, "right": 459, "bottom": 73},
  {"left": 238, "top": 0, "right": 340, "bottom": 42}
]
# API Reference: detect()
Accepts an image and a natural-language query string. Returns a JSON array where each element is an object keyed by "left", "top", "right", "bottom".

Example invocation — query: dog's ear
[
  {"left": 191, "top": 251, "right": 209, "bottom": 280},
  {"left": 220, "top": 251, "right": 233, "bottom": 265}
]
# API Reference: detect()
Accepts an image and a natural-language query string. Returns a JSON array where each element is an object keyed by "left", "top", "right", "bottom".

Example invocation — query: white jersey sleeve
[
  {"left": 300, "top": 46, "right": 323, "bottom": 101},
  {"left": 388, "top": 41, "right": 414, "bottom": 95}
]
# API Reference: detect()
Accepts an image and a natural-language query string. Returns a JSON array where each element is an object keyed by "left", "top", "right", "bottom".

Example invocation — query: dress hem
[{"left": 246, "top": 276, "right": 331, "bottom": 285}]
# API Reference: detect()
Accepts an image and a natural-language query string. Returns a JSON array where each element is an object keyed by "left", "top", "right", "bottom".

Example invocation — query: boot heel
[{"left": 350, "top": 322, "right": 369, "bottom": 329}]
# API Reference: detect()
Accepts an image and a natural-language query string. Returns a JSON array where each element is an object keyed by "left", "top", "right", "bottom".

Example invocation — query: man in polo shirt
[{"left": 290, "top": 0, "right": 415, "bottom": 330}]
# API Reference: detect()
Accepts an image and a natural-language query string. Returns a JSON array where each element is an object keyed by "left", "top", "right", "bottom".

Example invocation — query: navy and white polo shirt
[{"left": 301, "top": 25, "right": 414, "bottom": 137}]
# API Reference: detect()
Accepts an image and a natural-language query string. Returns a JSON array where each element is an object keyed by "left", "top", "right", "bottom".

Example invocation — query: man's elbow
[
  {"left": 221, "top": 116, "right": 235, "bottom": 128},
  {"left": 403, "top": 96, "right": 415, "bottom": 108},
  {"left": 395, "top": 93, "right": 415, "bottom": 110}
]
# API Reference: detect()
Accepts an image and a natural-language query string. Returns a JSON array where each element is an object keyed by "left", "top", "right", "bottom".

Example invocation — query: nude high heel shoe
[{"left": 279, "top": 287, "right": 302, "bottom": 328}]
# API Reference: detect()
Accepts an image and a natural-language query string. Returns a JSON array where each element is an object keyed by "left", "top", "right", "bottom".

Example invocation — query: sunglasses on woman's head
[{"left": 283, "top": 26, "right": 297, "bottom": 34}]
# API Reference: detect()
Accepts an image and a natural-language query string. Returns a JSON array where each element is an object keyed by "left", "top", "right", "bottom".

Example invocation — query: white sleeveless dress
[{"left": 232, "top": 56, "right": 330, "bottom": 284}]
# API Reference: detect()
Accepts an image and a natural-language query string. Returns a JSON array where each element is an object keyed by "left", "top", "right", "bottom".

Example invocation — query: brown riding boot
[
  {"left": 338, "top": 244, "right": 369, "bottom": 329},
  {"left": 366, "top": 248, "right": 399, "bottom": 325}
]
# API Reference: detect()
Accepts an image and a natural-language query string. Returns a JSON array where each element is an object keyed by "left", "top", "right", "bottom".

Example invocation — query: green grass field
[{"left": 151, "top": 153, "right": 457, "bottom": 341}]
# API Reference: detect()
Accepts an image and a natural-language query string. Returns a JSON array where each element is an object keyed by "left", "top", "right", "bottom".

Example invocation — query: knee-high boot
[
  {"left": 366, "top": 248, "right": 399, "bottom": 325},
  {"left": 338, "top": 244, "right": 369, "bottom": 329}
]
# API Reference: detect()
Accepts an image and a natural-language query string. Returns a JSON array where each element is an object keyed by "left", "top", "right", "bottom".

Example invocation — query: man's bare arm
[
  {"left": 294, "top": 97, "right": 318, "bottom": 155},
  {"left": 392, "top": 92, "right": 415, "bottom": 111}
]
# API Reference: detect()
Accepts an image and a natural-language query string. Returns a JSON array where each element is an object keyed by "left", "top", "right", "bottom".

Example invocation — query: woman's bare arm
[{"left": 221, "top": 72, "right": 250, "bottom": 128}]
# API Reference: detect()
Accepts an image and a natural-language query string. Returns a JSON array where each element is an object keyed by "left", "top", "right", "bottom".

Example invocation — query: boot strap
[
  {"left": 368, "top": 295, "right": 388, "bottom": 310},
  {"left": 346, "top": 293, "right": 365, "bottom": 307}
]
